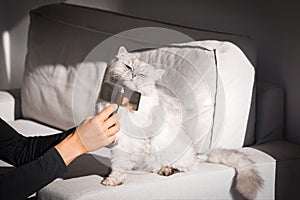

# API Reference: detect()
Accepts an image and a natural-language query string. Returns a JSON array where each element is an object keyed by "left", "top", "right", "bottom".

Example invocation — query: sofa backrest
[{"left": 23, "top": 3, "right": 257, "bottom": 146}]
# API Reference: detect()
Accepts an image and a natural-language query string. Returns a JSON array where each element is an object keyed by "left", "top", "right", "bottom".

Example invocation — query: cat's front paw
[
  {"left": 158, "top": 166, "right": 180, "bottom": 176},
  {"left": 101, "top": 177, "right": 124, "bottom": 186}
]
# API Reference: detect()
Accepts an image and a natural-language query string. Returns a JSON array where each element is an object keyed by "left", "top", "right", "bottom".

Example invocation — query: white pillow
[
  {"left": 199, "top": 41, "right": 255, "bottom": 149},
  {"left": 176, "top": 41, "right": 255, "bottom": 149},
  {"left": 124, "top": 45, "right": 218, "bottom": 154},
  {"left": 21, "top": 62, "right": 107, "bottom": 130}
]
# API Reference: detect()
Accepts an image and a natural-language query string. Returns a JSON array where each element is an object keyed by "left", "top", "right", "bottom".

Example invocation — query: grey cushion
[
  {"left": 34, "top": 3, "right": 257, "bottom": 67},
  {"left": 255, "top": 81, "right": 284, "bottom": 144},
  {"left": 253, "top": 140, "right": 300, "bottom": 161}
]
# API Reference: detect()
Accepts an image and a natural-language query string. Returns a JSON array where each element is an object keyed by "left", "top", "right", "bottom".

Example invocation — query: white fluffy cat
[{"left": 97, "top": 47, "right": 263, "bottom": 200}]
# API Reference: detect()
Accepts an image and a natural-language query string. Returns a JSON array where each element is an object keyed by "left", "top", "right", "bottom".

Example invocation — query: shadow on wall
[{"left": 0, "top": 0, "right": 66, "bottom": 90}]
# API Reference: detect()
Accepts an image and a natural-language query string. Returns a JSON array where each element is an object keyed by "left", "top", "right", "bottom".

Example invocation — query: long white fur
[{"left": 99, "top": 47, "right": 263, "bottom": 200}]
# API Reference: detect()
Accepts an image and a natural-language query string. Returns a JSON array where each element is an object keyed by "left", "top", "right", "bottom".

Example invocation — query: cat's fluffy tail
[{"left": 206, "top": 148, "right": 264, "bottom": 200}]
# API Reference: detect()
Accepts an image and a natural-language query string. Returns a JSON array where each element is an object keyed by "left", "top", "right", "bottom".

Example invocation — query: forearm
[
  {"left": 0, "top": 129, "right": 75, "bottom": 167},
  {"left": 23, "top": 127, "right": 76, "bottom": 163},
  {"left": 0, "top": 118, "right": 74, "bottom": 167},
  {"left": 0, "top": 126, "right": 85, "bottom": 199},
  {"left": 0, "top": 148, "right": 67, "bottom": 199},
  {"left": 55, "top": 129, "right": 87, "bottom": 165}
]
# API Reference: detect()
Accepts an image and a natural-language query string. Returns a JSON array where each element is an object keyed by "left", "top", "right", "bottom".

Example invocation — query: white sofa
[
  {"left": 0, "top": 90, "right": 276, "bottom": 199},
  {"left": 1, "top": 3, "right": 300, "bottom": 200}
]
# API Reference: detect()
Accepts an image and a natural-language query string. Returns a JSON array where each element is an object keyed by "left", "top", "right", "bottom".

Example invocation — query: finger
[
  {"left": 106, "top": 122, "right": 120, "bottom": 137},
  {"left": 96, "top": 104, "right": 118, "bottom": 121},
  {"left": 107, "top": 134, "right": 117, "bottom": 144},
  {"left": 108, "top": 112, "right": 121, "bottom": 121},
  {"left": 103, "top": 114, "right": 120, "bottom": 129},
  {"left": 121, "top": 97, "right": 129, "bottom": 106},
  {"left": 126, "top": 103, "right": 134, "bottom": 110},
  {"left": 103, "top": 114, "right": 118, "bottom": 130}
]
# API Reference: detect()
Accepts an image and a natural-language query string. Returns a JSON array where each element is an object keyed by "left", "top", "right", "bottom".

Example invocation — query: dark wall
[
  {"left": 0, "top": 0, "right": 65, "bottom": 89},
  {"left": 271, "top": 3, "right": 300, "bottom": 144}
]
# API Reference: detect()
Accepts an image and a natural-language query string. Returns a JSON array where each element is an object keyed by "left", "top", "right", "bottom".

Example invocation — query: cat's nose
[{"left": 132, "top": 73, "right": 137, "bottom": 78}]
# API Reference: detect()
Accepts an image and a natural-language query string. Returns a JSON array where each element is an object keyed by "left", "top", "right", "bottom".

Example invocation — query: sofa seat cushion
[
  {"left": 7, "top": 119, "right": 60, "bottom": 137},
  {"left": 253, "top": 140, "right": 300, "bottom": 161},
  {"left": 253, "top": 140, "right": 300, "bottom": 199},
  {"left": 38, "top": 164, "right": 236, "bottom": 200},
  {"left": 37, "top": 148, "right": 275, "bottom": 200}
]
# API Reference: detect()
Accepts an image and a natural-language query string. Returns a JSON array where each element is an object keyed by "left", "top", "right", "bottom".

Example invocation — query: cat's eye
[
  {"left": 125, "top": 64, "right": 132, "bottom": 70},
  {"left": 138, "top": 73, "right": 145, "bottom": 77}
]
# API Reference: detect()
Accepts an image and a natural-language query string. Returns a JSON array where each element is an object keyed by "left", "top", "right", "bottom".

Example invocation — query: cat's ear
[
  {"left": 117, "top": 46, "right": 128, "bottom": 57},
  {"left": 151, "top": 69, "right": 165, "bottom": 81}
]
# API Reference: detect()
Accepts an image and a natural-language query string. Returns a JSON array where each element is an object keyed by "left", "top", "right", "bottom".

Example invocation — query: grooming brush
[
  {"left": 98, "top": 82, "right": 141, "bottom": 148},
  {"left": 99, "top": 82, "right": 141, "bottom": 113}
]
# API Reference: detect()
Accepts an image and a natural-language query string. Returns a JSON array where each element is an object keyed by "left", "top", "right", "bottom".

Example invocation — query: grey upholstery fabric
[
  {"left": 255, "top": 81, "right": 284, "bottom": 144},
  {"left": 253, "top": 140, "right": 300, "bottom": 161},
  {"left": 33, "top": 3, "right": 257, "bottom": 66}
]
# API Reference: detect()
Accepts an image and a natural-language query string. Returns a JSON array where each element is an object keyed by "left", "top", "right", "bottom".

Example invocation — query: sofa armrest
[
  {"left": 4, "top": 88, "right": 22, "bottom": 119},
  {"left": 0, "top": 91, "right": 15, "bottom": 121},
  {"left": 255, "top": 81, "right": 284, "bottom": 144}
]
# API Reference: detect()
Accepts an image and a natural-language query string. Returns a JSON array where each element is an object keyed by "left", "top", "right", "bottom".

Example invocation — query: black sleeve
[
  {"left": 0, "top": 148, "right": 67, "bottom": 199},
  {"left": 0, "top": 118, "right": 75, "bottom": 199}
]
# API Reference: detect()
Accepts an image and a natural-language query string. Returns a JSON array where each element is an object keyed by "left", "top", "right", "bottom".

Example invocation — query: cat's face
[{"left": 105, "top": 46, "right": 165, "bottom": 96}]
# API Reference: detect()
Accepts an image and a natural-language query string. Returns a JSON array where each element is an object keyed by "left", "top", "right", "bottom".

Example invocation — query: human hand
[{"left": 76, "top": 104, "right": 120, "bottom": 152}]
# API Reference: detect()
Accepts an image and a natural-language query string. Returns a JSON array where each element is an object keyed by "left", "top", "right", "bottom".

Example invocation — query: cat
[{"left": 97, "top": 46, "right": 263, "bottom": 200}]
